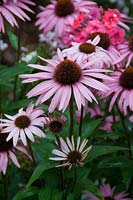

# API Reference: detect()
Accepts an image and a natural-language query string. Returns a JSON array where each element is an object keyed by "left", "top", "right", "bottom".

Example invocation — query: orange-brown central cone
[
  {"left": 67, "top": 150, "right": 82, "bottom": 164},
  {"left": 54, "top": 59, "right": 82, "bottom": 85},
  {"left": 55, "top": 0, "right": 75, "bottom": 17},
  {"left": 15, "top": 115, "right": 31, "bottom": 129},
  {"left": 79, "top": 43, "right": 96, "bottom": 54},
  {"left": 49, "top": 120, "right": 63, "bottom": 133},
  {"left": 89, "top": 32, "right": 110, "bottom": 50},
  {"left": 119, "top": 67, "right": 133, "bottom": 89}
]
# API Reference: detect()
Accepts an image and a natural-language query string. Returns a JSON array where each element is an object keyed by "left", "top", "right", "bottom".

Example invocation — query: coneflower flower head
[
  {"left": 20, "top": 48, "right": 112, "bottom": 112},
  {"left": 49, "top": 136, "right": 92, "bottom": 169},
  {"left": 0, "top": 103, "right": 45, "bottom": 146}
]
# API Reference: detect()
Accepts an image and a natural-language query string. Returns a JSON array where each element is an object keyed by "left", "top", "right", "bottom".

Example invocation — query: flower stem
[
  {"left": 13, "top": 24, "right": 21, "bottom": 101},
  {"left": 116, "top": 103, "right": 132, "bottom": 160},
  {"left": 69, "top": 94, "right": 74, "bottom": 138},
  {"left": 72, "top": 166, "right": 77, "bottom": 191},
  {"left": 2, "top": 173, "right": 8, "bottom": 200},
  {"left": 79, "top": 105, "right": 84, "bottom": 136},
  {"left": 27, "top": 140, "right": 37, "bottom": 166},
  {"left": 55, "top": 136, "right": 65, "bottom": 197}
]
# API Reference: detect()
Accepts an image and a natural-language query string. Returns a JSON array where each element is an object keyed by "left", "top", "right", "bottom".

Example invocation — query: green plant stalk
[
  {"left": 27, "top": 139, "right": 37, "bottom": 166},
  {"left": 79, "top": 105, "right": 84, "bottom": 136},
  {"left": 69, "top": 94, "right": 74, "bottom": 138},
  {"left": 116, "top": 103, "right": 132, "bottom": 160},
  {"left": 13, "top": 24, "right": 21, "bottom": 101},
  {"left": 2, "top": 172, "right": 8, "bottom": 200},
  {"left": 55, "top": 136, "right": 65, "bottom": 198},
  {"left": 72, "top": 166, "right": 78, "bottom": 192}
]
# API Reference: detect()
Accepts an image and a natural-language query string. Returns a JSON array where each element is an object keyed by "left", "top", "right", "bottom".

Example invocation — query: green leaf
[
  {"left": 27, "top": 160, "right": 55, "bottom": 187},
  {"left": 82, "top": 118, "right": 102, "bottom": 137},
  {"left": 98, "top": 156, "right": 133, "bottom": 168},
  {"left": 8, "top": 32, "right": 18, "bottom": 49},
  {"left": 67, "top": 194, "right": 75, "bottom": 200},
  {"left": 85, "top": 145, "right": 128, "bottom": 163},
  {"left": 12, "top": 187, "right": 38, "bottom": 200},
  {"left": 0, "top": 62, "right": 32, "bottom": 84},
  {"left": 52, "top": 192, "right": 63, "bottom": 200},
  {"left": 38, "top": 187, "right": 51, "bottom": 200}
]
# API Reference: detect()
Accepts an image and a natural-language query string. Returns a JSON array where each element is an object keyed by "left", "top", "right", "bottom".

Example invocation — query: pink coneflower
[
  {"left": 84, "top": 183, "right": 131, "bottom": 200},
  {"left": 0, "top": 103, "right": 45, "bottom": 146},
  {"left": 36, "top": 0, "right": 96, "bottom": 38},
  {"left": 0, "top": 131, "right": 30, "bottom": 174},
  {"left": 99, "top": 67, "right": 133, "bottom": 115},
  {"left": 114, "top": 36, "right": 133, "bottom": 67},
  {"left": 63, "top": 35, "right": 112, "bottom": 68},
  {"left": 88, "top": 32, "right": 120, "bottom": 64},
  {"left": 49, "top": 136, "right": 92, "bottom": 169},
  {"left": 20, "top": 49, "right": 112, "bottom": 112},
  {"left": 0, "top": 0, "right": 35, "bottom": 33},
  {"left": 44, "top": 115, "right": 66, "bottom": 133}
]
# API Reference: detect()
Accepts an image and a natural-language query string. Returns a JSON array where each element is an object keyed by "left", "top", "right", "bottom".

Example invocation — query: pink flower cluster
[{"left": 63, "top": 7, "right": 129, "bottom": 46}]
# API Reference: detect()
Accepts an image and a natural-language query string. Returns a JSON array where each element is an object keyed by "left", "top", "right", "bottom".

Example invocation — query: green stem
[
  {"left": 69, "top": 94, "right": 74, "bottom": 138},
  {"left": 55, "top": 136, "right": 65, "bottom": 198},
  {"left": 79, "top": 105, "right": 84, "bottom": 136},
  {"left": 72, "top": 166, "right": 77, "bottom": 191},
  {"left": 2, "top": 173, "right": 8, "bottom": 200},
  {"left": 116, "top": 103, "right": 132, "bottom": 160},
  {"left": 13, "top": 24, "right": 21, "bottom": 101},
  {"left": 27, "top": 140, "right": 36, "bottom": 166}
]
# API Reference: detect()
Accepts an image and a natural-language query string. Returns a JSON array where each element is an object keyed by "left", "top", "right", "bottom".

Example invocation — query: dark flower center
[
  {"left": 128, "top": 36, "right": 133, "bottom": 51},
  {"left": 88, "top": 32, "right": 110, "bottom": 50},
  {"left": 0, "top": 0, "right": 3, "bottom": 5},
  {"left": 67, "top": 150, "right": 82, "bottom": 164},
  {"left": 48, "top": 120, "right": 63, "bottom": 133},
  {"left": 79, "top": 43, "right": 96, "bottom": 54},
  {"left": 104, "top": 197, "right": 114, "bottom": 200},
  {"left": 15, "top": 115, "right": 31, "bottom": 129},
  {"left": 119, "top": 67, "right": 133, "bottom": 89},
  {"left": 54, "top": 59, "right": 82, "bottom": 85},
  {"left": 0, "top": 133, "right": 13, "bottom": 152},
  {"left": 55, "top": 0, "right": 75, "bottom": 17}
]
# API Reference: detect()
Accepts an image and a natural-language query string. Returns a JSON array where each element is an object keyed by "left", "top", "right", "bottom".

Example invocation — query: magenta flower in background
[
  {"left": 0, "top": 0, "right": 35, "bottom": 32},
  {"left": 98, "top": 67, "right": 133, "bottom": 115},
  {"left": 0, "top": 103, "right": 45, "bottom": 146},
  {"left": 20, "top": 49, "right": 112, "bottom": 112},
  {"left": 0, "top": 130, "right": 30, "bottom": 174},
  {"left": 103, "top": 8, "right": 133, "bottom": 31},
  {"left": 84, "top": 183, "right": 131, "bottom": 200},
  {"left": 62, "top": 7, "right": 129, "bottom": 50},
  {"left": 36, "top": 0, "right": 96, "bottom": 38},
  {"left": 49, "top": 136, "right": 92, "bottom": 169},
  {"left": 63, "top": 35, "right": 112, "bottom": 68}
]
